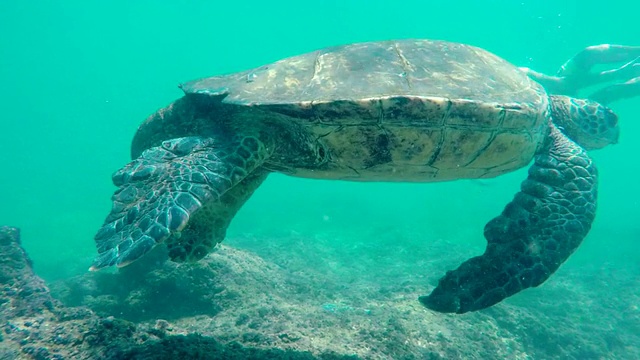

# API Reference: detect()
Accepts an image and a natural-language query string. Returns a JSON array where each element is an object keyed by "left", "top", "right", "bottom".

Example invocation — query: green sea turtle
[{"left": 90, "top": 39, "right": 619, "bottom": 314}]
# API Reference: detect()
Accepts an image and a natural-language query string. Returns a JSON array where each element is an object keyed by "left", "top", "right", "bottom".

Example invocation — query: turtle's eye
[{"left": 316, "top": 144, "right": 328, "bottom": 163}]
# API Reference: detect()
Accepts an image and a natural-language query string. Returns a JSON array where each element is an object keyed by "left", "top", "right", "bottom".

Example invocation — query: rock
[
  {"left": 1, "top": 226, "right": 352, "bottom": 360},
  {"left": 0, "top": 227, "right": 56, "bottom": 320}
]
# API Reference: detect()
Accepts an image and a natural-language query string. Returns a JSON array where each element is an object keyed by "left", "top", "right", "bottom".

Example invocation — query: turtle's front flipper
[
  {"left": 421, "top": 126, "right": 597, "bottom": 313},
  {"left": 90, "top": 135, "right": 270, "bottom": 270}
]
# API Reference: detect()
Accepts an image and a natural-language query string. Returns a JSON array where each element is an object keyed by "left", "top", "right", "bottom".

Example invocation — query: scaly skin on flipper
[
  {"left": 90, "top": 135, "right": 271, "bottom": 270},
  {"left": 548, "top": 95, "right": 619, "bottom": 150},
  {"left": 420, "top": 125, "right": 597, "bottom": 313},
  {"left": 168, "top": 170, "right": 268, "bottom": 262}
]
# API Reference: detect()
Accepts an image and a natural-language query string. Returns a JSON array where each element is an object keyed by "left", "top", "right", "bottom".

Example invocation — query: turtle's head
[{"left": 549, "top": 95, "right": 619, "bottom": 150}]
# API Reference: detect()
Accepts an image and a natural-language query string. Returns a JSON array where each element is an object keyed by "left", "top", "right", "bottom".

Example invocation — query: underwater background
[{"left": 1, "top": 0, "right": 639, "bottom": 359}]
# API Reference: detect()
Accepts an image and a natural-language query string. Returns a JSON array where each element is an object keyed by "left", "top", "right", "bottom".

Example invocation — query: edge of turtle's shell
[{"left": 178, "top": 39, "right": 548, "bottom": 109}]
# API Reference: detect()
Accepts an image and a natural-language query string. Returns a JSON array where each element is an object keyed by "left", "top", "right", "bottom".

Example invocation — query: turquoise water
[{"left": 1, "top": 0, "right": 638, "bottom": 356}]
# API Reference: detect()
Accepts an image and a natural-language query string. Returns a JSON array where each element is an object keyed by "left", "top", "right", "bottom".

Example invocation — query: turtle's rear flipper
[
  {"left": 90, "top": 135, "right": 270, "bottom": 271},
  {"left": 421, "top": 126, "right": 597, "bottom": 313}
]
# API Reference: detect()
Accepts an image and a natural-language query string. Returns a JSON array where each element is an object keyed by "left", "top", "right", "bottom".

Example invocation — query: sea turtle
[{"left": 90, "top": 39, "right": 619, "bottom": 314}]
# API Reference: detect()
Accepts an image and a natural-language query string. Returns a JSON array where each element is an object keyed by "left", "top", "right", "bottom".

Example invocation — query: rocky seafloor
[{"left": 1, "top": 225, "right": 639, "bottom": 359}]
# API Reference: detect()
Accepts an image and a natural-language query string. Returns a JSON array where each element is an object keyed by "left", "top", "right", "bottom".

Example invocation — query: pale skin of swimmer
[{"left": 519, "top": 44, "right": 640, "bottom": 105}]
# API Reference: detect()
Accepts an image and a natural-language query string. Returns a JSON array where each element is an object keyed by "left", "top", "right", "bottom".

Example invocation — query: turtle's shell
[{"left": 153, "top": 40, "right": 550, "bottom": 180}]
